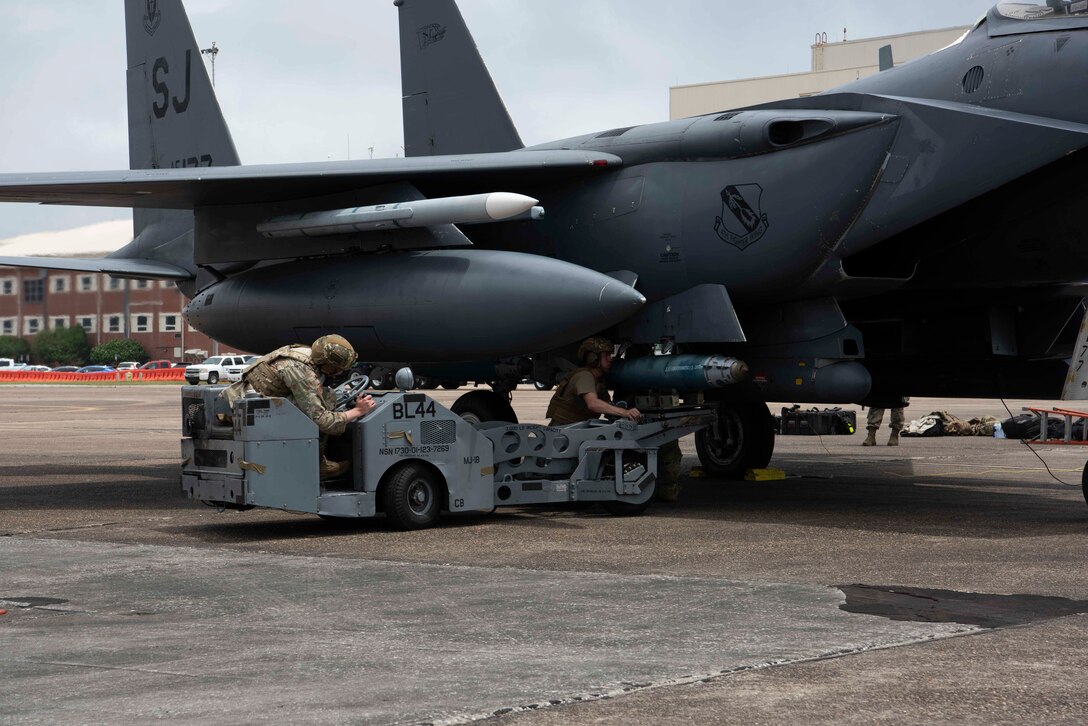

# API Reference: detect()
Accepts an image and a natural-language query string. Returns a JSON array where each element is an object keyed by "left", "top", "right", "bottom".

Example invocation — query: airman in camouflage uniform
[
  {"left": 863, "top": 401, "right": 907, "bottom": 447},
  {"left": 222, "top": 335, "right": 375, "bottom": 478}
]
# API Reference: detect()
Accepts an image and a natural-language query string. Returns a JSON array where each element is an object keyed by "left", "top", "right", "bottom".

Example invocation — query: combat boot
[
  {"left": 320, "top": 457, "right": 350, "bottom": 480},
  {"left": 888, "top": 430, "right": 900, "bottom": 447},
  {"left": 862, "top": 428, "right": 878, "bottom": 446}
]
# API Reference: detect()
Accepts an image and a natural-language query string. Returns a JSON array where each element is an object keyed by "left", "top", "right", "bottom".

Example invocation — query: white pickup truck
[
  {"left": 184, "top": 354, "right": 255, "bottom": 385},
  {"left": 0, "top": 357, "right": 27, "bottom": 371}
]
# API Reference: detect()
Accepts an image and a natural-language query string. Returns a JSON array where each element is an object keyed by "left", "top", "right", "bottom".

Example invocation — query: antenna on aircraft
[{"left": 201, "top": 41, "right": 219, "bottom": 86}]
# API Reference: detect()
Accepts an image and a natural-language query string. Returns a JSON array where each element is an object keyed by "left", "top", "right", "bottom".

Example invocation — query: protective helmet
[
  {"left": 311, "top": 334, "right": 358, "bottom": 372},
  {"left": 577, "top": 337, "right": 614, "bottom": 367}
]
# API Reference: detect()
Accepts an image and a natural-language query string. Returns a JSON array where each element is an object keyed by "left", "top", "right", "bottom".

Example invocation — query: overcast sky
[{"left": 0, "top": 0, "right": 996, "bottom": 241}]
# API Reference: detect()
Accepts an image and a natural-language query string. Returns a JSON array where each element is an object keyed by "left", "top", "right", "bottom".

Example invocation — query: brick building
[{"left": 0, "top": 265, "right": 224, "bottom": 364}]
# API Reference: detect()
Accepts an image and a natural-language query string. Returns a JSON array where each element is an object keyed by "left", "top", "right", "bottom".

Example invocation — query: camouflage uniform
[
  {"left": 866, "top": 407, "right": 905, "bottom": 432},
  {"left": 222, "top": 345, "right": 351, "bottom": 435},
  {"left": 864, "top": 402, "right": 907, "bottom": 446},
  {"left": 546, "top": 368, "right": 611, "bottom": 426}
]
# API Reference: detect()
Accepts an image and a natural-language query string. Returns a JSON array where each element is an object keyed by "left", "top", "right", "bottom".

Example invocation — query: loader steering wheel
[{"left": 333, "top": 372, "right": 371, "bottom": 411}]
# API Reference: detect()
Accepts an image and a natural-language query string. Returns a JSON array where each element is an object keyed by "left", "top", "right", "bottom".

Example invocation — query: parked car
[
  {"left": 184, "top": 354, "right": 251, "bottom": 385},
  {"left": 52, "top": 366, "right": 80, "bottom": 373},
  {"left": 23, "top": 365, "right": 52, "bottom": 372},
  {"left": 75, "top": 365, "right": 115, "bottom": 374},
  {"left": 116, "top": 361, "right": 140, "bottom": 370},
  {"left": 139, "top": 359, "right": 173, "bottom": 370}
]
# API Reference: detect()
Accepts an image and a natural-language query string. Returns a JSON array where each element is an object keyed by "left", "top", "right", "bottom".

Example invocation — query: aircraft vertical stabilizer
[
  {"left": 113, "top": 0, "right": 242, "bottom": 289},
  {"left": 397, "top": 0, "right": 524, "bottom": 156}
]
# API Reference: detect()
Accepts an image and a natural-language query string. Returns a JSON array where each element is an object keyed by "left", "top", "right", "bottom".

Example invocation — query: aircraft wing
[
  {"left": 0, "top": 255, "right": 192, "bottom": 280},
  {"left": 0, "top": 150, "right": 622, "bottom": 210}
]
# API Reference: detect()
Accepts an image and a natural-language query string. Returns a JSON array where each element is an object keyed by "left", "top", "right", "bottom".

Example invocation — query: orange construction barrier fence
[{"left": 0, "top": 368, "right": 188, "bottom": 383}]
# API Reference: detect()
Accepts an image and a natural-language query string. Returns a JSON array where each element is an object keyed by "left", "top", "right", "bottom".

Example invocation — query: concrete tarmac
[{"left": 1, "top": 386, "right": 1086, "bottom": 724}]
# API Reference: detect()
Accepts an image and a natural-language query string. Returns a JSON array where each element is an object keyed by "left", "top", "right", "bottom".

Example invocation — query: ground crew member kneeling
[
  {"left": 546, "top": 338, "right": 684, "bottom": 501},
  {"left": 221, "top": 334, "right": 375, "bottom": 479},
  {"left": 546, "top": 337, "right": 641, "bottom": 427}
]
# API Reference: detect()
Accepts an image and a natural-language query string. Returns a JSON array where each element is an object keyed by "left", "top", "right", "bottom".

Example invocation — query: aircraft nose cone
[{"left": 598, "top": 281, "right": 646, "bottom": 323}]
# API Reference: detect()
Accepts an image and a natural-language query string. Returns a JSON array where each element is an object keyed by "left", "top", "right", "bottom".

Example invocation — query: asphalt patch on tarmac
[
  {"left": 0, "top": 596, "right": 70, "bottom": 608},
  {"left": 839, "top": 584, "right": 1088, "bottom": 628}
]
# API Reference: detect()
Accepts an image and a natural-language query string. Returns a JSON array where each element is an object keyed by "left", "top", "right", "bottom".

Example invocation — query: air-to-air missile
[
  {"left": 610, "top": 355, "right": 749, "bottom": 393},
  {"left": 257, "top": 193, "right": 544, "bottom": 238},
  {"left": 184, "top": 249, "right": 646, "bottom": 361}
]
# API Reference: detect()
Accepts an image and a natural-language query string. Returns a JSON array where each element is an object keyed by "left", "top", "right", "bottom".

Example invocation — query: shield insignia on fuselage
[
  {"left": 714, "top": 184, "right": 769, "bottom": 251},
  {"left": 417, "top": 23, "right": 447, "bottom": 50},
  {"left": 143, "top": 0, "right": 162, "bottom": 36}
]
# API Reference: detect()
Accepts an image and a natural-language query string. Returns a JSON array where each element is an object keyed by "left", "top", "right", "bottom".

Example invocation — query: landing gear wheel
[
  {"left": 207, "top": 372, "right": 219, "bottom": 385},
  {"left": 382, "top": 462, "right": 442, "bottom": 530},
  {"left": 370, "top": 372, "right": 389, "bottom": 389},
  {"left": 451, "top": 390, "right": 518, "bottom": 424},
  {"left": 533, "top": 380, "right": 554, "bottom": 391},
  {"left": 695, "top": 402, "right": 776, "bottom": 479}
]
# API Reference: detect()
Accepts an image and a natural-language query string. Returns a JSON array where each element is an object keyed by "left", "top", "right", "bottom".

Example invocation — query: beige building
[{"left": 670, "top": 26, "right": 972, "bottom": 119}]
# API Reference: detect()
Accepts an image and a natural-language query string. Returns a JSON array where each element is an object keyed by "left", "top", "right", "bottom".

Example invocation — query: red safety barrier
[{"left": 0, "top": 368, "right": 187, "bottom": 383}]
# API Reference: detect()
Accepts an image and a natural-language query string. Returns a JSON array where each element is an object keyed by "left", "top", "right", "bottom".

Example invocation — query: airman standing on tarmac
[
  {"left": 221, "top": 334, "right": 375, "bottom": 478},
  {"left": 863, "top": 399, "right": 908, "bottom": 446}
]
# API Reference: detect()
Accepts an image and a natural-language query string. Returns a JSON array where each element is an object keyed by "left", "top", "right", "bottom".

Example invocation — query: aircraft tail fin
[
  {"left": 115, "top": 0, "right": 242, "bottom": 292},
  {"left": 397, "top": 0, "right": 524, "bottom": 156}
]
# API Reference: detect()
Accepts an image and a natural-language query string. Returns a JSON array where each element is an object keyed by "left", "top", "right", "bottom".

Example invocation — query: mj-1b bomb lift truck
[{"left": 181, "top": 372, "right": 715, "bottom": 529}]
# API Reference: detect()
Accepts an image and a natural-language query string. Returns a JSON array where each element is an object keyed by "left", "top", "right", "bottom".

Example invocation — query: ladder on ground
[{"left": 1021, "top": 406, "right": 1088, "bottom": 445}]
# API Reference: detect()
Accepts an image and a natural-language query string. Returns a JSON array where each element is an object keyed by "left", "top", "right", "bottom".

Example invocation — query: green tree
[
  {"left": 89, "top": 338, "right": 148, "bottom": 366},
  {"left": 33, "top": 326, "right": 91, "bottom": 367},
  {"left": 0, "top": 336, "right": 31, "bottom": 361}
]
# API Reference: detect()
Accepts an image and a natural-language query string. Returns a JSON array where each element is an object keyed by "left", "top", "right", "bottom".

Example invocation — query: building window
[
  {"left": 160, "top": 313, "right": 181, "bottom": 332},
  {"left": 49, "top": 316, "right": 69, "bottom": 330},
  {"left": 107, "top": 277, "right": 124, "bottom": 291},
  {"left": 78, "top": 316, "right": 97, "bottom": 333},
  {"left": 132, "top": 314, "right": 152, "bottom": 333},
  {"left": 1, "top": 318, "right": 14, "bottom": 335},
  {"left": 78, "top": 275, "right": 98, "bottom": 293},
  {"left": 1, "top": 277, "right": 15, "bottom": 295},
  {"left": 135, "top": 279, "right": 151, "bottom": 290},
  {"left": 107, "top": 315, "right": 123, "bottom": 333},
  {"left": 50, "top": 276, "right": 70, "bottom": 294},
  {"left": 23, "top": 279, "right": 44, "bottom": 303},
  {"left": 23, "top": 317, "right": 43, "bottom": 335}
]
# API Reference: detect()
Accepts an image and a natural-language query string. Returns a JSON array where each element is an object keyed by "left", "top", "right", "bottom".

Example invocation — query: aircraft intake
[
  {"left": 609, "top": 355, "right": 749, "bottom": 393},
  {"left": 184, "top": 249, "right": 646, "bottom": 361}
]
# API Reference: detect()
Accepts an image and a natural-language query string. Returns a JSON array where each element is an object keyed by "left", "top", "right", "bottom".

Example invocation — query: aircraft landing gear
[
  {"left": 451, "top": 389, "right": 518, "bottom": 424},
  {"left": 694, "top": 401, "right": 776, "bottom": 479}
]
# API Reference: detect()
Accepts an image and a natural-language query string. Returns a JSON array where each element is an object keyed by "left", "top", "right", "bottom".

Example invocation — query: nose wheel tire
[{"left": 382, "top": 462, "right": 443, "bottom": 530}]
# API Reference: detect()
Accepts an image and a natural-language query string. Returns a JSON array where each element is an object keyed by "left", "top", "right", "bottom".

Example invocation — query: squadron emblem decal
[
  {"left": 143, "top": 0, "right": 162, "bottom": 37},
  {"left": 714, "top": 184, "right": 769, "bottom": 251},
  {"left": 417, "top": 23, "right": 447, "bottom": 50}
]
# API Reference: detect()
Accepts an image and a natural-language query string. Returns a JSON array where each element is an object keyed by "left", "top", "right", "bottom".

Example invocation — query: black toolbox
[{"left": 777, "top": 406, "right": 857, "bottom": 435}]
